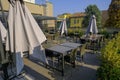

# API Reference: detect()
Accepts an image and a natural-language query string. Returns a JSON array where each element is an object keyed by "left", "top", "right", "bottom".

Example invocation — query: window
[
  {"left": 77, "top": 19, "right": 79, "bottom": 23},
  {"left": 74, "top": 19, "right": 76, "bottom": 24}
]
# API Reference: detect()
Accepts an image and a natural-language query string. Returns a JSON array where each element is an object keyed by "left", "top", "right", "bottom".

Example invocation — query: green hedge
[
  {"left": 67, "top": 28, "right": 84, "bottom": 37},
  {"left": 97, "top": 33, "right": 120, "bottom": 80}
]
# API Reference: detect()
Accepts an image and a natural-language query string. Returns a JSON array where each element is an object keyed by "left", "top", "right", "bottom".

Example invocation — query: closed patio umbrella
[
  {"left": 86, "top": 15, "right": 98, "bottom": 36},
  {"left": 59, "top": 15, "right": 67, "bottom": 36},
  {"left": 6, "top": 0, "right": 47, "bottom": 75}
]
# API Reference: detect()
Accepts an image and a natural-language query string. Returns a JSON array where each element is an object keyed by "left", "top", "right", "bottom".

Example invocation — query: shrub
[
  {"left": 97, "top": 33, "right": 120, "bottom": 80},
  {"left": 67, "top": 28, "right": 84, "bottom": 37},
  {"left": 67, "top": 28, "right": 74, "bottom": 36}
]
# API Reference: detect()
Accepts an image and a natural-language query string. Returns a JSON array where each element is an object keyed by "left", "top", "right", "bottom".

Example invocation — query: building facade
[
  {"left": 57, "top": 11, "right": 108, "bottom": 28},
  {"left": 45, "top": 2, "right": 55, "bottom": 29},
  {"left": 0, "top": 0, "right": 56, "bottom": 31},
  {"left": 57, "top": 13, "right": 72, "bottom": 29},
  {"left": 57, "top": 13, "right": 86, "bottom": 29},
  {"left": 70, "top": 13, "right": 85, "bottom": 28}
]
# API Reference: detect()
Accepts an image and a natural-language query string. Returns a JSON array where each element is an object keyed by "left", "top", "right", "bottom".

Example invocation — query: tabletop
[
  {"left": 60, "top": 42, "right": 82, "bottom": 48},
  {"left": 46, "top": 45, "right": 73, "bottom": 56}
]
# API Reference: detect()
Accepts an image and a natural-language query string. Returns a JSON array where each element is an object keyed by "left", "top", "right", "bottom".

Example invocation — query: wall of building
[
  {"left": 0, "top": 0, "right": 56, "bottom": 30},
  {"left": 70, "top": 17, "right": 84, "bottom": 28},
  {"left": 25, "top": 3, "right": 43, "bottom": 15},
  {"left": 57, "top": 11, "right": 108, "bottom": 28},
  {"left": 1, "top": 0, "right": 9, "bottom": 11},
  {"left": 46, "top": 2, "right": 55, "bottom": 28},
  {"left": 1, "top": 0, "right": 43, "bottom": 15},
  {"left": 46, "top": 2, "right": 53, "bottom": 16}
]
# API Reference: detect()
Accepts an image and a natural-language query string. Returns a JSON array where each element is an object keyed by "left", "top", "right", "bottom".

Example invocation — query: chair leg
[{"left": 81, "top": 55, "right": 83, "bottom": 62}]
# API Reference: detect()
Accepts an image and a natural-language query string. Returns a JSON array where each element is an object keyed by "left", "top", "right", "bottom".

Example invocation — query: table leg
[
  {"left": 93, "top": 41, "right": 95, "bottom": 53},
  {"left": 73, "top": 52, "right": 76, "bottom": 68},
  {"left": 73, "top": 60, "right": 76, "bottom": 68},
  {"left": 62, "top": 54, "right": 64, "bottom": 76}
]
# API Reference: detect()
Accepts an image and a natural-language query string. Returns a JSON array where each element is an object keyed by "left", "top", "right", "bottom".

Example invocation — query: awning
[{"left": 33, "top": 14, "right": 57, "bottom": 20}]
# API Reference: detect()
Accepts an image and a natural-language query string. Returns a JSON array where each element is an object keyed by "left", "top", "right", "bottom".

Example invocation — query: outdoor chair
[
  {"left": 90, "top": 40, "right": 98, "bottom": 50},
  {"left": 97, "top": 36, "right": 104, "bottom": 49},
  {"left": 76, "top": 43, "right": 86, "bottom": 62},
  {"left": 64, "top": 48, "right": 78, "bottom": 67},
  {"left": 45, "top": 49, "right": 60, "bottom": 67}
]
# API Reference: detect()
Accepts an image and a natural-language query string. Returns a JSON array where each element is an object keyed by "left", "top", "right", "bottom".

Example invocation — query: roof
[{"left": 71, "top": 12, "right": 86, "bottom": 17}]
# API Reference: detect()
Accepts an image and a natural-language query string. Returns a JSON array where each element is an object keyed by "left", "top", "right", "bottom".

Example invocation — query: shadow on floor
[
  {"left": 24, "top": 65, "right": 50, "bottom": 80},
  {"left": 83, "top": 52, "right": 101, "bottom": 66},
  {"left": 23, "top": 51, "right": 100, "bottom": 80},
  {"left": 48, "top": 64, "right": 98, "bottom": 80}
]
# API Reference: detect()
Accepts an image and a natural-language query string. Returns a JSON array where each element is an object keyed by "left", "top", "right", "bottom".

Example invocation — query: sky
[{"left": 35, "top": 0, "right": 112, "bottom": 17}]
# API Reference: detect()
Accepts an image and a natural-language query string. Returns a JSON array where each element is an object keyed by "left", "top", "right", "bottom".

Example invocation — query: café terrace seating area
[
  {"left": 21, "top": 31, "right": 118, "bottom": 80},
  {"left": 0, "top": 31, "right": 108, "bottom": 80},
  {"left": 1, "top": 1, "right": 120, "bottom": 80},
  {"left": 0, "top": 16, "right": 118, "bottom": 80},
  {"left": 0, "top": 11, "right": 118, "bottom": 80}
]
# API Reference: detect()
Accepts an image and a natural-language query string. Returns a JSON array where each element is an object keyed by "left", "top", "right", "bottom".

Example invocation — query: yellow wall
[
  {"left": 46, "top": 2, "right": 55, "bottom": 28},
  {"left": 58, "top": 13, "right": 72, "bottom": 19},
  {"left": 46, "top": 2, "right": 53, "bottom": 16},
  {"left": 70, "top": 17, "right": 84, "bottom": 28},
  {"left": 1, "top": 0, "right": 43, "bottom": 15},
  {"left": 1, "top": 0, "right": 55, "bottom": 28},
  {"left": 26, "top": 3, "right": 43, "bottom": 15},
  {"left": 1, "top": 0, "right": 9, "bottom": 11}
]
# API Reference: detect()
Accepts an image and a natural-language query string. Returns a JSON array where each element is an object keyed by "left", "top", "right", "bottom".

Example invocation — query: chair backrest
[
  {"left": 64, "top": 48, "right": 77, "bottom": 63},
  {"left": 70, "top": 48, "right": 78, "bottom": 61},
  {"left": 55, "top": 32, "right": 60, "bottom": 40},
  {"left": 80, "top": 43, "right": 86, "bottom": 56}
]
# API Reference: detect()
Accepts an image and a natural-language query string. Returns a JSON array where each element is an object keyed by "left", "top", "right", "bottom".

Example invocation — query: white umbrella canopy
[
  {"left": 0, "top": 21, "right": 7, "bottom": 42},
  {"left": 6, "top": 0, "right": 47, "bottom": 75},
  {"left": 86, "top": 15, "right": 98, "bottom": 36},
  {"left": 59, "top": 16, "right": 67, "bottom": 36}
]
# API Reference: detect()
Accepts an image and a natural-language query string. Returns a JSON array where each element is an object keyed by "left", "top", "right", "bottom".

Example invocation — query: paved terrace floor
[
  {"left": 0, "top": 50, "right": 101, "bottom": 80},
  {"left": 0, "top": 37, "right": 101, "bottom": 80},
  {"left": 23, "top": 50, "right": 101, "bottom": 80}
]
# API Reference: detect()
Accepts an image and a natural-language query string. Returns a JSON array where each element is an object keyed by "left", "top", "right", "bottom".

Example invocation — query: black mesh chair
[{"left": 64, "top": 48, "right": 78, "bottom": 67}]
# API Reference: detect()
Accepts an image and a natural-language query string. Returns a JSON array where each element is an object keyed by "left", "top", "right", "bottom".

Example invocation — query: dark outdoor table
[
  {"left": 81, "top": 34, "right": 103, "bottom": 41},
  {"left": 60, "top": 42, "right": 82, "bottom": 48},
  {"left": 46, "top": 45, "right": 73, "bottom": 76},
  {"left": 60, "top": 42, "right": 82, "bottom": 67},
  {"left": 81, "top": 34, "right": 104, "bottom": 53}
]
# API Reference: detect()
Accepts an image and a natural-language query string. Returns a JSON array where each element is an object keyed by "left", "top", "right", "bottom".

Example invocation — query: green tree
[
  {"left": 82, "top": 5, "right": 101, "bottom": 28},
  {"left": 105, "top": 0, "right": 120, "bottom": 28}
]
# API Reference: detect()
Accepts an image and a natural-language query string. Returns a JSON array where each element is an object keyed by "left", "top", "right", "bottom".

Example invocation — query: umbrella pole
[
  {"left": 1, "top": 63, "right": 9, "bottom": 80},
  {"left": 0, "top": 32, "right": 9, "bottom": 80},
  {"left": 0, "top": 0, "right": 9, "bottom": 79}
]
